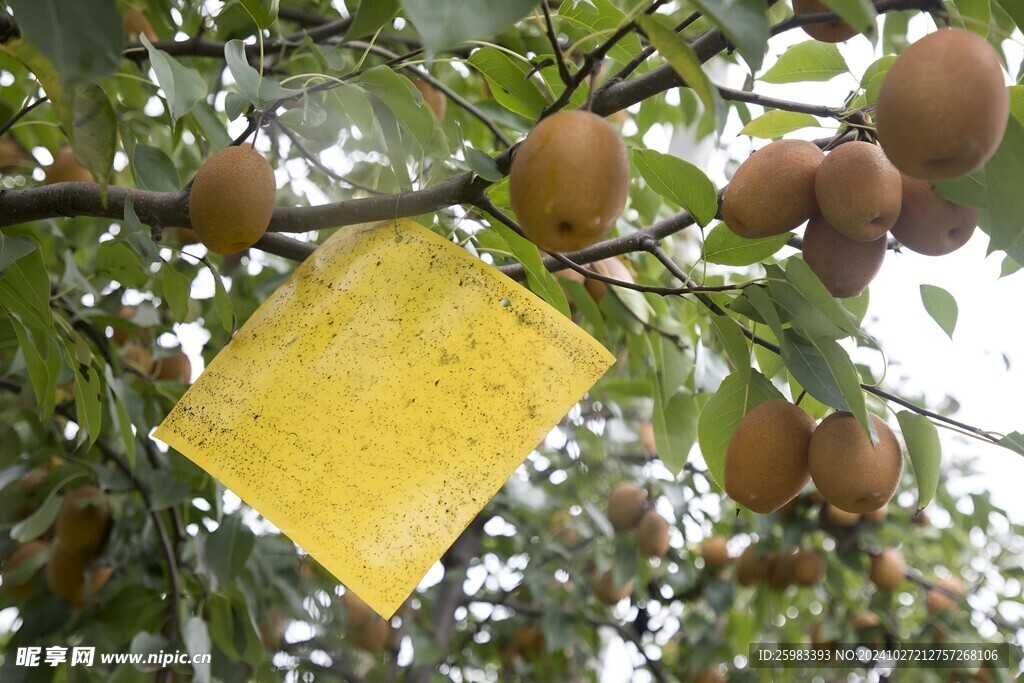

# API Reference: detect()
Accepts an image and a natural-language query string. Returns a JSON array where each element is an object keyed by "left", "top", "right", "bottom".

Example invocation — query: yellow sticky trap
[{"left": 154, "top": 220, "right": 614, "bottom": 618}]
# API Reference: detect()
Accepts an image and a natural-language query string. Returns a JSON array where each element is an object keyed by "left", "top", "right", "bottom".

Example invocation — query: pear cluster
[
  {"left": 722, "top": 28, "right": 1006, "bottom": 298},
  {"left": 1, "top": 478, "right": 113, "bottom": 608},
  {"left": 725, "top": 401, "right": 903, "bottom": 515}
]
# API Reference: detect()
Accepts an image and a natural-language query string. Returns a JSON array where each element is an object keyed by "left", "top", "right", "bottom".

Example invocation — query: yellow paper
[{"left": 154, "top": 220, "right": 614, "bottom": 618}]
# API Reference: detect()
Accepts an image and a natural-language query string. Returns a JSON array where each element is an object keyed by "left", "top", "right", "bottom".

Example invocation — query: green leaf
[
  {"left": 142, "top": 35, "right": 208, "bottom": 123},
  {"left": 8, "top": 0, "right": 122, "bottom": 88},
  {"left": 998, "top": 431, "right": 1024, "bottom": 456},
  {"left": 953, "top": 0, "right": 990, "bottom": 36},
  {"left": 224, "top": 39, "right": 302, "bottom": 109},
  {"left": 132, "top": 144, "right": 181, "bottom": 193},
  {"left": 817, "top": 0, "right": 878, "bottom": 37},
  {"left": 558, "top": 0, "right": 646, "bottom": 71},
  {"left": 994, "top": 0, "right": 1024, "bottom": 29},
  {"left": 206, "top": 517, "right": 255, "bottom": 584},
  {"left": 465, "top": 146, "right": 503, "bottom": 181},
  {"left": 67, "top": 83, "right": 117, "bottom": 189},
  {"left": 652, "top": 387, "right": 698, "bottom": 476},
  {"left": 6, "top": 316, "right": 58, "bottom": 419},
  {"left": 739, "top": 110, "right": 821, "bottom": 139},
  {"left": 633, "top": 149, "right": 718, "bottom": 226},
  {"left": 0, "top": 245, "right": 55, "bottom": 332},
  {"left": 403, "top": 0, "right": 537, "bottom": 54},
  {"left": 160, "top": 263, "right": 192, "bottom": 322},
  {"left": 467, "top": 47, "right": 548, "bottom": 119},
  {"left": 859, "top": 56, "right": 897, "bottom": 89},
  {"left": 697, "top": 370, "right": 785, "bottom": 491},
  {"left": 785, "top": 257, "right": 860, "bottom": 338},
  {"left": 760, "top": 41, "right": 849, "bottom": 84},
  {"left": 984, "top": 116, "right": 1024, "bottom": 256},
  {"left": 932, "top": 171, "right": 988, "bottom": 209},
  {"left": 72, "top": 363, "right": 104, "bottom": 447},
  {"left": 895, "top": 411, "right": 940, "bottom": 512},
  {"left": 182, "top": 617, "right": 213, "bottom": 683},
  {"left": 702, "top": 223, "right": 790, "bottom": 265},
  {"left": 357, "top": 67, "right": 440, "bottom": 152},
  {"left": 147, "top": 472, "right": 191, "bottom": 511},
  {"left": 120, "top": 196, "right": 161, "bottom": 262},
  {"left": 10, "top": 493, "right": 62, "bottom": 543},
  {"left": 811, "top": 336, "right": 871, "bottom": 437},
  {"left": 370, "top": 99, "right": 412, "bottom": 188},
  {"left": 780, "top": 331, "right": 848, "bottom": 410},
  {"left": 108, "top": 382, "right": 137, "bottom": 467},
  {"left": 95, "top": 241, "right": 150, "bottom": 288},
  {"left": 347, "top": 0, "right": 400, "bottom": 39},
  {"left": 688, "top": 0, "right": 770, "bottom": 72},
  {"left": 211, "top": 263, "right": 236, "bottom": 334},
  {"left": 239, "top": 0, "right": 279, "bottom": 29},
  {"left": 488, "top": 219, "right": 571, "bottom": 318},
  {"left": 0, "top": 233, "right": 37, "bottom": 273},
  {"left": 636, "top": 15, "right": 723, "bottom": 125},
  {"left": 708, "top": 315, "right": 751, "bottom": 378},
  {"left": 919, "top": 284, "right": 958, "bottom": 339},
  {"left": 190, "top": 102, "right": 233, "bottom": 149}
]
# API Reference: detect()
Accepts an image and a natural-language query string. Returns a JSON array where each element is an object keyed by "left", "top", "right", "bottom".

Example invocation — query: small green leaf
[
  {"left": 896, "top": 411, "right": 941, "bottom": 512},
  {"left": 68, "top": 83, "right": 117, "bottom": 189},
  {"left": 780, "top": 331, "right": 848, "bottom": 410},
  {"left": 708, "top": 315, "right": 751, "bottom": 378},
  {"left": 740, "top": 110, "right": 821, "bottom": 139},
  {"left": 488, "top": 217, "right": 571, "bottom": 318},
  {"left": 636, "top": 15, "right": 723, "bottom": 125},
  {"left": 206, "top": 518, "right": 255, "bottom": 584},
  {"left": 702, "top": 223, "right": 790, "bottom": 265},
  {"left": 0, "top": 234, "right": 37, "bottom": 273},
  {"left": 347, "top": 0, "right": 400, "bottom": 38},
  {"left": 239, "top": 0, "right": 279, "bottom": 29},
  {"left": 160, "top": 263, "right": 192, "bottom": 322},
  {"left": 465, "top": 147, "right": 503, "bottom": 182},
  {"left": 998, "top": 431, "right": 1024, "bottom": 456},
  {"left": 984, "top": 116, "right": 1024, "bottom": 256},
  {"left": 697, "top": 370, "right": 785, "bottom": 491},
  {"left": 932, "top": 171, "right": 988, "bottom": 209},
  {"left": 785, "top": 257, "right": 860, "bottom": 337},
  {"left": 633, "top": 149, "right": 718, "bottom": 226},
  {"left": 404, "top": 0, "right": 537, "bottom": 54},
  {"left": 132, "top": 144, "right": 181, "bottom": 193},
  {"left": 688, "top": 0, "right": 770, "bottom": 72},
  {"left": 11, "top": 493, "right": 62, "bottom": 543},
  {"left": 652, "top": 387, "right": 698, "bottom": 476},
  {"left": 919, "top": 284, "right": 958, "bottom": 339},
  {"left": 210, "top": 263, "right": 236, "bottom": 334},
  {"left": 467, "top": 47, "right": 548, "bottom": 119},
  {"left": 71, "top": 363, "right": 104, "bottom": 447},
  {"left": 995, "top": 0, "right": 1024, "bottom": 29},
  {"left": 142, "top": 35, "right": 208, "bottom": 123},
  {"left": 224, "top": 40, "right": 302, "bottom": 109},
  {"left": 760, "top": 41, "right": 849, "bottom": 84}
]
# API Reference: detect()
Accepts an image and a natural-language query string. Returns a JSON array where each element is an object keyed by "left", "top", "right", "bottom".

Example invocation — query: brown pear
[
  {"left": 351, "top": 615, "right": 393, "bottom": 652},
  {"left": 55, "top": 486, "right": 111, "bottom": 557},
  {"left": 927, "top": 577, "right": 964, "bottom": 614},
  {"left": 189, "top": 144, "right": 276, "bottom": 255},
  {"left": 585, "top": 257, "right": 634, "bottom": 301},
  {"left": 0, "top": 138, "right": 25, "bottom": 172},
  {"left": 802, "top": 213, "right": 887, "bottom": 298},
  {"left": 123, "top": 8, "right": 158, "bottom": 41},
  {"left": 792, "top": 547, "right": 825, "bottom": 586},
  {"left": 809, "top": 413, "right": 903, "bottom": 513},
  {"left": 870, "top": 548, "right": 906, "bottom": 590},
  {"left": 766, "top": 552, "right": 795, "bottom": 592},
  {"left": 815, "top": 141, "right": 902, "bottom": 241},
  {"left": 606, "top": 482, "right": 647, "bottom": 532},
  {"left": 721, "top": 139, "right": 824, "bottom": 238},
  {"left": 863, "top": 503, "right": 888, "bottom": 525},
  {"left": 877, "top": 29, "right": 1009, "bottom": 180},
  {"left": 509, "top": 110, "right": 629, "bottom": 252},
  {"left": 636, "top": 510, "right": 670, "bottom": 559},
  {"left": 343, "top": 590, "right": 374, "bottom": 628},
  {"left": 413, "top": 78, "right": 446, "bottom": 121},
  {"left": 725, "top": 400, "right": 817, "bottom": 513},
  {"left": 2, "top": 541, "right": 48, "bottom": 600},
  {"left": 155, "top": 353, "right": 192, "bottom": 383},
  {"left": 851, "top": 611, "right": 880, "bottom": 631},
  {"left": 890, "top": 174, "right": 978, "bottom": 255},
  {"left": 45, "top": 145, "right": 93, "bottom": 184},
  {"left": 700, "top": 535, "right": 731, "bottom": 568},
  {"left": 45, "top": 540, "right": 85, "bottom": 604},
  {"left": 823, "top": 503, "right": 861, "bottom": 528},
  {"left": 792, "top": 0, "right": 872, "bottom": 43},
  {"left": 592, "top": 568, "right": 633, "bottom": 606},
  {"left": 164, "top": 227, "right": 200, "bottom": 246},
  {"left": 735, "top": 544, "right": 769, "bottom": 586}
]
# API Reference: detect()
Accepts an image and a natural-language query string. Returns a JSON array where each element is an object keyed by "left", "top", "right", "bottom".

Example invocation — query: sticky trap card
[{"left": 154, "top": 219, "right": 614, "bottom": 618}]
